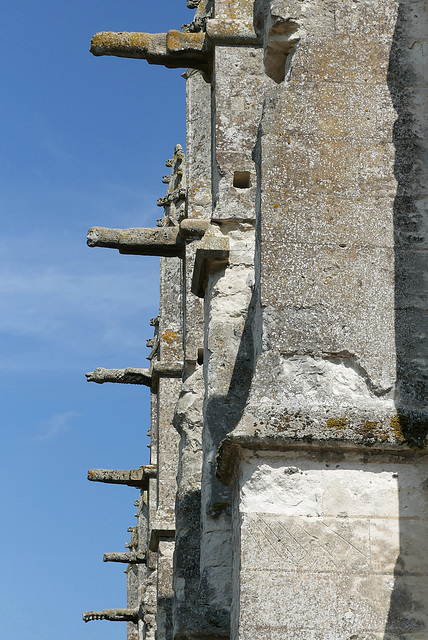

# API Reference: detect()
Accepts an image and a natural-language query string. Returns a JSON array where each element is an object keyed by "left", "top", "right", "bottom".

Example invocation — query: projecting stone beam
[
  {"left": 87, "top": 465, "right": 157, "bottom": 488},
  {"left": 103, "top": 552, "right": 146, "bottom": 564},
  {"left": 90, "top": 30, "right": 210, "bottom": 70},
  {"left": 87, "top": 226, "right": 185, "bottom": 257},
  {"left": 86, "top": 367, "right": 152, "bottom": 386},
  {"left": 152, "top": 361, "right": 183, "bottom": 378},
  {"left": 179, "top": 218, "right": 210, "bottom": 240},
  {"left": 83, "top": 608, "right": 139, "bottom": 623}
]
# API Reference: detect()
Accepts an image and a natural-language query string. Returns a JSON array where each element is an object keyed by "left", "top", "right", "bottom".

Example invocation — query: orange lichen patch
[
  {"left": 128, "top": 32, "right": 152, "bottom": 49},
  {"left": 161, "top": 330, "right": 178, "bottom": 343},
  {"left": 360, "top": 420, "right": 380, "bottom": 437},
  {"left": 166, "top": 30, "right": 205, "bottom": 52},
  {"left": 390, "top": 414, "right": 405, "bottom": 441},
  {"left": 326, "top": 417, "right": 348, "bottom": 429},
  {"left": 210, "top": 19, "right": 254, "bottom": 36},
  {"left": 91, "top": 31, "right": 151, "bottom": 52}
]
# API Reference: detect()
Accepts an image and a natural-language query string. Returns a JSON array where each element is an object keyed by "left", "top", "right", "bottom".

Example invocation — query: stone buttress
[{"left": 82, "top": 1, "right": 428, "bottom": 640}]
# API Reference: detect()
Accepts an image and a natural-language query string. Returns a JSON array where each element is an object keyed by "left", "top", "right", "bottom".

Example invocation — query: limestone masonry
[{"left": 82, "top": 1, "right": 428, "bottom": 638}]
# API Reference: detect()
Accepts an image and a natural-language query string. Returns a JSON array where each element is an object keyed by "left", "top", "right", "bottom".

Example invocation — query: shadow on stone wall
[
  {"left": 387, "top": 0, "right": 428, "bottom": 634},
  {"left": 384, "top": 464, "right": 428, "bottom": 637},
  {"left": 390, "top": 0, "right": 428, "bottom": 430},
  {"left": 192, "top": 277, "right": 257, "bottom": 639},
  {"left": 204, "top": 282, "right": 257, "bottom": 507}
]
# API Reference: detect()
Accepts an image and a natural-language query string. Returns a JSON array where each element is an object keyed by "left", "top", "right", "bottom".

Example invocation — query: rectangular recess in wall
[{"left": 233, "top": 171, "right": 251, "bottom": 189}]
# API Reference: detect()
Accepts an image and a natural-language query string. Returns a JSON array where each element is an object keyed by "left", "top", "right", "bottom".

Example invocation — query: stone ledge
[{"left": 216, "top": 418, "right": 428, "bottom": 488}]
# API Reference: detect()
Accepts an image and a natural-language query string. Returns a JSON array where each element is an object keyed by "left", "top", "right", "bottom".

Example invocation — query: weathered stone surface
[
  {"left": 126, "top": 564, "right": 139, "bottom": 640},
  {"left": 197, "top": 221, "right": 256, "bottom": 637},
  {"left": 156, "top": 540, "right": 175, "bottom": 640},
  {"left": 158, "top": 256, "right": 184, "bottom": 364},
  {"left": 185, "top": 70, "right": 212, "bottom": 221},
  {"left": 179, "top": 218, "right": 210, "bottom": 239},
  {"left": 212, "top": 46, "right": 269, "bottom": 221},
  {"left": 152, "top": 379, "right": 181, "bottom": 534},
  {"left": 206, "top": 18, "right": 260, "bottom": 44},
  {"left": 151, "top": 361, "right": 183, "bottom": 379},
  {"left": 215, "top": 0, "right": 428, "bottom": 471}
]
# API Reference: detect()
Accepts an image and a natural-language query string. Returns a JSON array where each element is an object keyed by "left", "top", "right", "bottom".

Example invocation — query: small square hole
[{"left": 233, "top": 171, "right": 251, "bottom": 189}]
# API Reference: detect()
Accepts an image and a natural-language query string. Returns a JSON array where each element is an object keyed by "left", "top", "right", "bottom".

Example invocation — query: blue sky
[{"left": 1, "top": 2, "right": 190, "bottom": 638}]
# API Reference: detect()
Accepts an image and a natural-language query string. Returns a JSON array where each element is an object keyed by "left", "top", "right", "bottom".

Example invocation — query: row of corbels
[
  {"left": 82, "top": 465, "right": 156, "bottom": 623},
  {"left": 82, "top": 145, "right": 188, "bottom": 624}
]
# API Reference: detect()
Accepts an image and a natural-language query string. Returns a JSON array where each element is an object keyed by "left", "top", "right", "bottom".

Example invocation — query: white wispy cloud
[
  {"left": 0, "top": 231, "right": 160, "bottom": 373},
  {"left": 32, "top": 411, "right": 80, "bottom": 441}
]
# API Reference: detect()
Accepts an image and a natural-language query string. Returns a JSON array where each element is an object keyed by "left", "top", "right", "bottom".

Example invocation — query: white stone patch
[
  {"left": 236, "top": 453, "right": 428, "bottom": 638},
  {"left": 240, "top": 456, "right": 399, "bottom": 518},
  {"left": 240, "top": 462, "right": 324, "bottom": 516},
  {"left": 275, "top": 354, "right": 394, "bottom": 409}
]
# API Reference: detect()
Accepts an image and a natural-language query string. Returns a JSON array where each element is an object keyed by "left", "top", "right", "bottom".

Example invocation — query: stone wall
[{"left": 83, "top": 1, "right": 428, "bottom": 639}]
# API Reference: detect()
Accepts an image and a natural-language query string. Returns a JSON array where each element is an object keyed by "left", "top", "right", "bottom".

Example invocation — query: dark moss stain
[
  {"left": 390, "top": 414, "right": 428, "bottom": 447},
  {"left": 390, "top": 414, "right": 406, "bottom": 442},
  {"left": 360, "top": 420, "right": 380, "bottom": 438},
  {"left": 207, "top": 501, "right": 231, "bottom": 518},
  {"left": 326, "top": 417, "right": 348, "bottom": 430},
  {"left": 323, "top": 415, "right": 428, "bottom": 446}
]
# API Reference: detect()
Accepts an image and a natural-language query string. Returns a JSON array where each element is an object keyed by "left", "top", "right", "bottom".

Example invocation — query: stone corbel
[
  {"left": 157, "top": 188, "right": 186, "bottom": 209},
  {"left": 83, "top": 608, "right": 139, "bottom": 623},
  {"left": 86, "top": 367, "right": 152, "bottom": 386},
  {"left": 87, "top": 465, "right": 157, "bottom": 488},
  {"left": 87, "top": 226, "right": 185, "bottom": 257},
  {"left": 90, "top": 30, "right": 211, "bottom": 71},
  {"left": 103, "top": 551, "right": 146, "bottom": 564}
]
